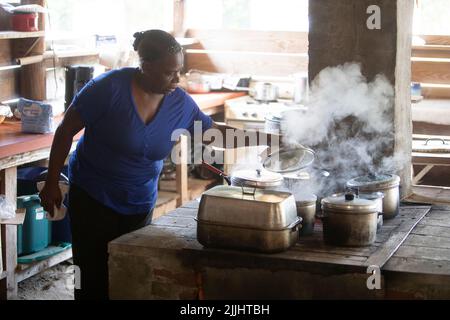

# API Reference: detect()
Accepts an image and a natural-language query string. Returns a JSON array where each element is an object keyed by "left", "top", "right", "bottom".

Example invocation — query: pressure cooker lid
[
  {"left": 346, "top": 173, "right": 400, "bottom": 190},
  {"left": 263, "top": 146, "right": 315, "bottom": 173},
  {"left": 321, "top": 193, "right": 378, "bottom": 214},
  {"left": 231, "top": 169, "right": 284, "bottom": 187}
]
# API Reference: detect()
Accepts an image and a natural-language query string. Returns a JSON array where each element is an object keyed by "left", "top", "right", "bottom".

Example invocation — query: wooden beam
[
  {"left": 173, "top": 0, "right": 185, "bottom": 38},
  {"left": 175, "top": 134, "right": 189, "bottom": 207},
  {"left": 0, "top": 167, "right": 18, "bottom": 300},
  {"left": 308, "top": 0, "right": 414, "bottom": 198},
  {"left": 394, "top": 0, "right": 414, "bottom": 198},
  {"left": 16, "top": 248, "right": 72, "bottom": 283},
  {"left": 185, "top": 51, "right": 308, "bottom": 77},
  {"left": 19, "top": 61, "right": 46, "bottom": 101},
  {"left": 185, "top": 29, "right": 309, "bottom": 53}
]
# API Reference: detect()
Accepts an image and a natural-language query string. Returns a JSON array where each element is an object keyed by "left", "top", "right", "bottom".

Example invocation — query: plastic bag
[
  {"left": 0, "top": 195, "right": 16, "bottom": 220},
  {"left": 36, "top": 181, "right": 69, "bottom": 221},
  {"left": 18, "top": 98, "right": 55, "bottom": 134}
]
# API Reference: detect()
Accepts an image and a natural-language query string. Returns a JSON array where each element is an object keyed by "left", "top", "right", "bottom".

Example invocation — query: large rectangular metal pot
[
  {"left": 196, "top": 185, "right": 301, "bottom": 253},
  {"left": 197, "top": 218, "right": 301, "bottom": 253}
]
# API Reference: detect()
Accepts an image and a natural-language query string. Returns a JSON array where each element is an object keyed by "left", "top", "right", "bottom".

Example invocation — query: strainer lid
[{"left": 263, "top": 146, "right": 315, "bottom": 173}]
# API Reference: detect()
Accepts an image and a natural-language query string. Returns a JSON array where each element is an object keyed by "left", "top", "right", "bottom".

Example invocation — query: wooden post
[
  {"left": 173, "top": 0, "right": 185, "bottom": 38},
  {"left": 0, "top": 167, "right": 18, "bottom": 300},
  {"left": 19, "top": 62, "right": 46, "bottom": 101},
  {"left": 308, "top": 0, "right": 414, "bottom": 198},
  {"left": 176, "top": 135, "right": 189, "bottom": 207}
]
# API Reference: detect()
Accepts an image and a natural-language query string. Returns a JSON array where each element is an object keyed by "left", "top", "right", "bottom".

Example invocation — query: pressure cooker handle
[{"left": 201, "top": 161, "right": 231, "bottom": 185}]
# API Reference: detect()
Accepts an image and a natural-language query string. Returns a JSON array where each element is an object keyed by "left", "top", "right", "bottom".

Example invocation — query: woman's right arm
[{"left": 39, "top": 106, "right": 85, "bottom": 217}]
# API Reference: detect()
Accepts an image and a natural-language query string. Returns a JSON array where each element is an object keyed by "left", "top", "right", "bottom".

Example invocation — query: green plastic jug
[{"left": 17, "top": 194, "right": 52, "bottom": 256}]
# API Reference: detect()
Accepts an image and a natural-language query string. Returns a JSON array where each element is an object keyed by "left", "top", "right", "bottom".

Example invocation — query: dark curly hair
[{"left": 133, "top": 30, "right": 183, "bottom": 62}]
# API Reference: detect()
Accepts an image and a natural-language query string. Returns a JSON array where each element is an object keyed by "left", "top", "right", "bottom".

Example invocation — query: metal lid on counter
[
  {"left": 346, "top": 173, "right": 400, "bottom": 190},
  {"left": 321, "top": 193, "right": 378, "bottom": 214}
]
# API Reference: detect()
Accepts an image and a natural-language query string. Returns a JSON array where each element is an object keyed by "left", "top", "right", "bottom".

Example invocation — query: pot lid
[
  {"left": 358, "top": 192, "right": 385, "bottom": 200},
  {"left": 263, "top": 146, "right": 315, "bottom": 173},
  {"left": 346, "top": 173, "right": 400, "bottom": 190},
  {"left": 231, "top": 169, "right": 283, "bottom": 187},
  {"left": 321, "top": 193, "right": 378, "bottom": 214}
]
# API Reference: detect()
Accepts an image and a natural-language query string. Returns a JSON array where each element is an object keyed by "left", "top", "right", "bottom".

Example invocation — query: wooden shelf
[
  {"left": 16, "top": 247, "right": 72, "bottom": 283},
  {"left": 0, "top": 31, "right": 45, "bottom": 40}
]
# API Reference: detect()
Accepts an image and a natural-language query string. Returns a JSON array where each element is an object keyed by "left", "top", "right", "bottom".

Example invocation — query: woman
[
  {"left": 39, "top": 30, "right": 217, "bottom": 300},
  {"left": 40, "top": 29, "right": 277, "bottom": 300}
]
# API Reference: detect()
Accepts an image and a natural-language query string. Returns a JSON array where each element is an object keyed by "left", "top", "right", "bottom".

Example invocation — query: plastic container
[
  {"left": 12, "top": 12, "right": 38, "bottom": 32},
  {"left": 17, "top": 194, "right": 51, "bottom": 256},
  {"left": 17, "top": 166, "right": 72, "bottom": 244}
]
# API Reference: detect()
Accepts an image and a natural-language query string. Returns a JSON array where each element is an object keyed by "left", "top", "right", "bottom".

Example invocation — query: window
[
  {"left": 184, "top": 0, "right": 309, "bottom": 31},
  {"left": 45, "top": 0, "right": 173, "bottom": 41},
  {"left": 413, "top": 0, "right": 450, "bottom": 35}
]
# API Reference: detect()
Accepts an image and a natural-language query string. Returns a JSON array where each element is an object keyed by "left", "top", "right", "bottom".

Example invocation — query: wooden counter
[
  {"left": 0, "top": 91, "right": 244, "bottom": 300},
  {"left": 109, "top": 201, "right": 450, "bottom": 300}
]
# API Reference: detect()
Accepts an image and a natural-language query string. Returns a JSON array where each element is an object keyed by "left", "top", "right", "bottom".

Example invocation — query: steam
[{"left": 283, "top": 62, "right": 407, "bottom": 198}]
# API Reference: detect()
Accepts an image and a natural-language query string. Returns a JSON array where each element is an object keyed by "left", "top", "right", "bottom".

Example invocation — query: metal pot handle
[
  {"left": 286, "top": 216, "right": 303, "bottom": 231},
  {"left": 424, "top": 138, "right": 447, "bottom": 146},
  {"left": 238, "top": 181, "right": 257, "bottom": 197}
]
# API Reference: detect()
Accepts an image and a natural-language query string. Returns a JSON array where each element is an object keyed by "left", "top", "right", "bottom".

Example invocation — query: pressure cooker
[
  {"left": 319, "top": 193, "right": 380, "bottom": 246},
  {"left": 346, "top": 173, "right": 400, "bottom": 219}
]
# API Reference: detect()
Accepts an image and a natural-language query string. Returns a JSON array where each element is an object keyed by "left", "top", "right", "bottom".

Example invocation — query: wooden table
[
  {"left": 109, "top": 200, "right": 450, "bottom": 299},
  {"left": 0, "top": 91, "right": 244, "bottom": 300},
  {"left": 412, "top": 134, "right": 450, "bottom": 185}
]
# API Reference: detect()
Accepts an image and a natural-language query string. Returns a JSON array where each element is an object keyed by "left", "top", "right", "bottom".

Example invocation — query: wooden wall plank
[
  {"left": 0, "top": 69, "right": 18, "bottom": 102},
  {"left": 418, "top": 35, "right": 450, "bottom": 46},
  {"left": 411, "top": 59, "right": 450, "bottom": 84},
  {"left": 0, "top": 39, "right": 12, "bottom": 65},
  {"left": 185, "top": 29, "right": 308, "bottom": 53},
  {"left": 412, "top": 46, "right": 450, "bottom": 59},
  {"left": 185, "top": 51, "right": 308, "bottom": 76},
  {"left": 421, "top": 85, "right": 450, "bottom": 99}
]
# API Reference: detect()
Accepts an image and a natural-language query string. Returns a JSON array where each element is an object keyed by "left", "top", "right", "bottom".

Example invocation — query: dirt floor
[{"left": 17, "top": 261, "right": 74, "bottom": 300}]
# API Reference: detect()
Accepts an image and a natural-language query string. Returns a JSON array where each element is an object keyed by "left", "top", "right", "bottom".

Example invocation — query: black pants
[{"left": 68, "top": 183, "right": 153, "bottom": 300}]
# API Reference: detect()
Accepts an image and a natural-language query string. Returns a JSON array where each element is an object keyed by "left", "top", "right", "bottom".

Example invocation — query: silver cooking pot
[
  {"left": 346, "top": 173, "right": 400, "bottom": 219},
  {"left": 332, "top": 191, "right": 384, "bottom": 232},
  {"left": 295, "top": 193, "right": 317, "bottom": 236},
  {"left": 251, "top": 82, "right": 279, "bottom": 102},
  {"left": 319, "top": 193, "right": 380, "bottom": 246}
]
